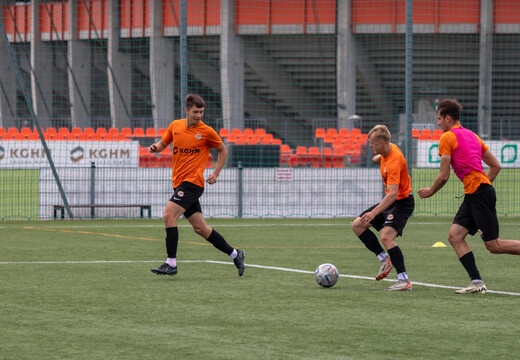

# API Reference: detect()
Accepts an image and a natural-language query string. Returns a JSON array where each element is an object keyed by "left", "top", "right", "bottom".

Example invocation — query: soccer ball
[{"left": 315, "top": 263, "right": 339, "bottom": 288}]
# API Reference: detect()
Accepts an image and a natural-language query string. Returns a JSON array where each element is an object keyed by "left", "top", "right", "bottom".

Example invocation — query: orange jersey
[
  {"left": 162, "top": 119, "right": 222, "bottom": 188},
  {"left": 438, "top": 125, "right": 490, "bottom": 194},
  {"left": 380, "top": 143, "right": 412, "bottom": 200}
]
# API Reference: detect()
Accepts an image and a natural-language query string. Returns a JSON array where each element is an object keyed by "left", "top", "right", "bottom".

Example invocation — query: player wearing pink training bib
[{"left": 418, "top": 98, "right": 520, "bottom": 294}]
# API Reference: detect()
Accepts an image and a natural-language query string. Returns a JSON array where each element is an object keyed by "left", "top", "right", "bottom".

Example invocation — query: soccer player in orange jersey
[
  {"left": 352, "top": 125, "right": 415, "bottom": 291},
  {"left": 149, "top": 94, "right": 245, "bottom": 276},
  {"left": 419, "top": 99, "right": 520, "bottom": 294}
]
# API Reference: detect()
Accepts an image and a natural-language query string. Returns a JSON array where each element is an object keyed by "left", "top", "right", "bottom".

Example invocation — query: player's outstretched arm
[
  {"left": 149, "top": 140, "right": 168, "bottom": 153},
  {"left": 418, "top": 155, "right": 451, "bottom": 198}
]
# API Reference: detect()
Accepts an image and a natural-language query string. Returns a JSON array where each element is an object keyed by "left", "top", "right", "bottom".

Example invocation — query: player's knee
[
  {"left": 351, "top": 218, "right": 365, "bottom": 235},
  {"left": 193, "top": 225, "right": 210, "bottom": 238},
  {"left": 447, "top": 232, "right": 462, "bottom": 246},
  {"left": 484, "top": 239, "right": 503, "bottom": 254}
]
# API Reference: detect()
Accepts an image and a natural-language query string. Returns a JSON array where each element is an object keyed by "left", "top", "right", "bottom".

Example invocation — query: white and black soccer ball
[{"left": 315, "top": 263, "right": 339, "bottom": 288}]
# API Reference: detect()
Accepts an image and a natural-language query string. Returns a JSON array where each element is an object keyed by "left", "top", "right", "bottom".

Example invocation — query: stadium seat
[
  {"left": 219, "top": 128, "right": 230, "bottom": 139},
  {"left": 412, "top": 129, "right": 420, "bottom": 138},
  {"left": 133, "top": 127, "right": 145, "bottom": 137},
  {"left": 295, "top": 146, "right": 308, "bottom": 167},
  {"left": 117, "top": 133, "right": 129, "bottom": 141},
  {"left": 159, "top": 146, "right": 171, "bottom": 156},
  {"left": 93, "top": 127, "right": 107, "bottom": 140},
  {"left": 357, "top": 133, "right": 368, "bottom": 144},
  {"left": 323, "top": 131, "right": 335, "bottom": 144},
  {"left": 254, "top": 128, "right": 266, "bottom": 138},
  {"left": 243, "top": 128, "right": 254, "bottom": 137},
  {"left": 350, "top": 128, "right": 361, "bottom": 138},
  {"left": 0, "top": 127, "right": 6, "bottom": 139},
  {"left": 7, "top": 127, "right": 18, "bottom": 137},
  {"left": 315, "top": 128, "right": 326, "bottom": 140},
  {"left": 44, "top": 127, "right": 57, "bottom": 140},
  {"left": 432, "top": 129, "right": 443, "bottom": 140},
  {"left": 161, "top": 156, "right": 172, "bottom": 167},
  {"left": 226, "top": 133, "right": 238, "bottom": 144},
  {"left": 58, "top": 127, "right": 70, "bottom": 139},
  {"left": 158, "top": 128, "right": 166, "bottom": 137},
  {"left": 248, "top": 135, "right": 261, "bottom": 145},
  {"left": 338, "top": 128, "right": 350, "bottom": 139},
  {"left": 108, "top": 128, "right": 119, "bottom": 137},
  {"left": 104, "top": 133, "right": 117, "bottom": 141},
  {"left": 271, "top": 138, "right": 282, "bottom": 145},
  {"left": 332, "top": 148, "right": 345, "bottom": 168},
  {"left": 236, "top": 134, "right": 250, "bottom": 145},
  {"left": 231, "top": 128, "right": 242, "bottom": 137},
  {"left": 121, "top": 127, "right": 132, "bottom": 137},
  {"left": 147, "top": 156, "right": 161, "bottom": 168},
  {"left": 308, "top": 146, "right": 321, "bottom": 168},
  {"left": 280, "top": 144, "right": 293, "bottom": 165},
  {"left": 206, "top": 153, "right": 214, "bottom": 168},
  {"left": 419, "top": 129, "right": 432, "bottom": 140},
  {"left": 145, "top": 128, "right": 157, "bottom": 137}
]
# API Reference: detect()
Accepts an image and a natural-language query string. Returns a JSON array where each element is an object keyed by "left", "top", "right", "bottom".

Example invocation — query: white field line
[
  {"left": 3, "top": 222, "right": 520, "bottom": 230},
  {"left": 1, "top": 259, "right": 519, "bottom": 296}
]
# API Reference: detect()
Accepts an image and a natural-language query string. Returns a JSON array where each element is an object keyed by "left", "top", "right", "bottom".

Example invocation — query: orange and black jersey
[
  {"left": 162, "top": 119, "right": 222, "bottom": 188},
  {"left": 380, "top": 143, "right": 412, "bottom": 200}
]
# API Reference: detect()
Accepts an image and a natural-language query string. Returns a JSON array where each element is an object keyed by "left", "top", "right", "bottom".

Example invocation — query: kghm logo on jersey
[{"left": 172, "top": 146, "right": 200, "bottom": 155}]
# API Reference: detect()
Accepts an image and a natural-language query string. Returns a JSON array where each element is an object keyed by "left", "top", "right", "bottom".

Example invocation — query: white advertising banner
[
  {"left": 417, "top": 140, "right": 520, "bottom": 168},
  {"left": 0, "top": 140, "right": 139, "bottom": 168}
]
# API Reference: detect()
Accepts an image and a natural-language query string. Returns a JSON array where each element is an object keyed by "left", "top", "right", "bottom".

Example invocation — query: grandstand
[{"left": 1, "top": 0, "right": 520, "bottom": 219}]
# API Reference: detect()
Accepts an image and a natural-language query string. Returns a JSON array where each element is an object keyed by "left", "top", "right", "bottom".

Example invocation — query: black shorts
[
  {"left": 359, "top": 194, "right": 415, "bottom": 237},
  {"left": 169, "top": 182, "right": 204, "bottom": 218},
  {"left": 453, "top": 183, "right": 499, "bottom": 241}
]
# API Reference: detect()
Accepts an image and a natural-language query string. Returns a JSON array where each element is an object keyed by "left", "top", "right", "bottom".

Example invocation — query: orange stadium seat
[
  {"left": 332, "top": 148, "right": 345, "bottom": 168},
  {"left": 280, "top": 144, "right": 293, "bottom": 166},
  {"left": 206, "top": 153, "right": 214, "bottom": 168},
  {"left": 7, "top": 127, "right": 18, "bottom": 137},
  {"left": 419, "top": 129, "right": 432, "bottom": 140},
  {"left": 94, "top": 127, "right": 107, "bottom": 140},
  {"left": 254, "top": 128, "right": 266, "bottom": 138},
  {"left": 226, "top": 132, "right": 238, "bottom": 144},
  {"left": 44, "top": 127, "right": 57, "bottom": 140},
  {"left": 58, "top": 127, "right": 70, "bottom": 138},
  {"left": 107, "top": 128, "right": 119, "bottom": 136},
  {"left": 412, "top": 129, "right": 420, "bottom": 138},
  {"left": 308, "top": 146, "right": 321, "bottom": 168},
  {"left": 231, "top": 128, "right": 242, "bottom": 138},
  {"left": 133, "top": 127, "right": 145, "bottom": 137},
  {"left": 315, "top": 128, "right": 326, "bottom": 140},
  {"left": 295, "top": 146, "right": 308, "bottom": 167},
  {"left": 145, "top": 128, "right": 157, "bottom": 137},
  {"left": 248, "top": 135, "right": 261, "bottom": 145},
  {"left": 338, "top": 128, "right": 350, "bottom": 139},
  {"left": 219, "top": 128, "right": 230, "bottom": 139},
  {"left": 121, "top": 127, "right": 132, "bottom": 137},
  {"left": 243, "top": 128, "right": 254, "bottom": 137},
  {"left": 432, "top": 129, "right": 443, "bottom": 140}
]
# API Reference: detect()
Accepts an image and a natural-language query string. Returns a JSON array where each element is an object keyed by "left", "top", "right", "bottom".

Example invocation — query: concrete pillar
[
  {"left": 68, "top": 0, "right": 92, "bottom": 128},
  {"left": 0, "top": 9, "right": 17, "bottom": 128},
  {"left": 31, "top": 0, "right": 54, "bottom": 128},
  {"left": 107, "top": 0, "right": 132, "bottom": 128},
  {"left": 336, "top": 0, "right": 356, "bottom": 129},
  {"left": 220, "top": 0, "right": 244, "bottom": 130},
  {"left": 478, "top": 0, "right": 493, "bottom": 140},
  {"left": 150, "top": 0, "right": 175, "bottom": 130}
]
